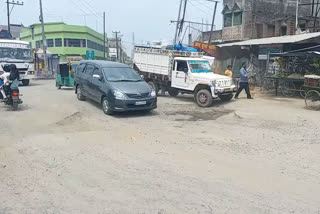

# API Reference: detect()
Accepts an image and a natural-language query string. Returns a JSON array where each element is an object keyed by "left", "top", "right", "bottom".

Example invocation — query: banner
[{"left": 193, "top": 41, "right": 217, "bottom": 57}]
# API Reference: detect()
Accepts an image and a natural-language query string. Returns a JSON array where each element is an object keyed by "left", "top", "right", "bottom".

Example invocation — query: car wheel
[
  {"left": 196, "top": 89, "right": 213, "bottom": 107},
  {"left": 102, "top": 97, "right": 113, "bottom": 115},
  {"left": 76, "top": 86, "right": 86, "bottom": 101}
]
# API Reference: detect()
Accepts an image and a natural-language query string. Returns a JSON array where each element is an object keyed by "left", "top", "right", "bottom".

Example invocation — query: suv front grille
[{"left": 126, "top": 92, "right": 149, "bottom": 99}]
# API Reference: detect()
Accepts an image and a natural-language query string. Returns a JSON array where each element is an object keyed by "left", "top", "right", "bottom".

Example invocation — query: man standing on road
[
  {"left": 234, "top": 63, "right": 252, "bottom": 99},
  {"left": 225, "top": 65, "right": 233, "bottom": 78}
]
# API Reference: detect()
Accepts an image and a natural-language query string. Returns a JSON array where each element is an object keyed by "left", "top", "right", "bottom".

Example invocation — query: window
[
  {"left": 84, "top": 64, "right": 95, "bottom": 76},
  {"left": 224, "top": 13, "right": 232, "bottom": 27},
  {"left": 88, "top": 40, "right": 104, "bottom": 52},
  {"left": 233, "top": 12, "right": 242, "bottom": 26},
  {"left": 47, "top": 39, "right": 54, "bottom": 47},
  {"left": 76, "top": 63, "right": 86, "bottom": 73},
  {"left": 176, "top": 61, "right": 188, "bottom": 72},
  {"left": 55, "top": 39, "right": 62, "bottom": 47},
  {"left": 281, "top": 26, "right": 287, "bottom": 36},
  {"left": 36, "top": 41, "right": 40, "bottom": 49}
]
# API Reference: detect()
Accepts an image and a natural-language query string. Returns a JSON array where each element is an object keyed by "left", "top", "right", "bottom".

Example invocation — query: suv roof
[{"left": 81, "top": 60, "right": 129, "bottom": 68}]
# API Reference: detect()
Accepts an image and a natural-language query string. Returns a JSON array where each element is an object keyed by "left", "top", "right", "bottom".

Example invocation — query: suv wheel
[
  {"left": 77, "top": 86, "right": 86, "bottom": 101},
  {"left": 102, "top": 97, "right": 113, "bottom": 115},
  {"left": 195, "top": 89, "right": 213, "bottom": 107}
]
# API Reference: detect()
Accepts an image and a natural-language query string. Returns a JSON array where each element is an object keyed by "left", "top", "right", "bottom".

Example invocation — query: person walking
[
  {"left": 234, "top": 63, "right": 252, "bottom": 99},
  {"left": 225, "top": 65, "right": 233, "bottom": 78}
]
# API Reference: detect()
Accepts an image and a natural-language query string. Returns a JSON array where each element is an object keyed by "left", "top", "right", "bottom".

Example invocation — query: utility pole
[
  {"left": 6, "top": 0, "right": 24, "bottom": 35},
  {"left": 103, "top": 12, "right": 106, "bottom": 60},
  {"left": 39, "top": 0, "right": 48, "bottom": 76},
  {"left": 296, "top": 0, "right": 299, "bottom": 32},
  {"left": 174, "top": 0, "right": 184, "bottom": 46},
  {"left": 132, "top": 32, "right": 135, "bottom": 66},
  {"left": 113, "top": 31, "right": 120, "bottom": 62},
  {"left": 208, "top": 1, "right": 218, "bottom": 45}
]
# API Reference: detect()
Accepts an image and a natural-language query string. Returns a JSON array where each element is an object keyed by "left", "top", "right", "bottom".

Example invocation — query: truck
[
  {"left": 133, "top": 46, "right": 236, "bottom": 107},
  {"left": 0, "top": 39, "right": 34, "bottom": 86}
]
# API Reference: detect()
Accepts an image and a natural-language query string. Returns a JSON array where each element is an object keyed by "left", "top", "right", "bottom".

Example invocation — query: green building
[{"left": 20, "top": 22, "right": 108, "bottom": 61}]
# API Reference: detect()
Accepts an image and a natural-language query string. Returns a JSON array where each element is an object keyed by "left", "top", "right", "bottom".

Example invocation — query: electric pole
[
  {"left": 113, "top": 31, "right": 120, "bottom": 62},
  {"left": 208, "top": 1, "right": 218, "bottom": 45},
  {"left": 174, "top": 0, "right": 184, "bottom": 45},
  {"left": 39, "top": 0, "right": 48, "bottom": 76},
  {"left": 6, "top": 0, "right": 24, "bottom": 35},
  {"left": 132, "top": 32, "right": 135, "bottom": 66},
  {"left": 103, "top": 12, "right": 106, "bottom": 60}
]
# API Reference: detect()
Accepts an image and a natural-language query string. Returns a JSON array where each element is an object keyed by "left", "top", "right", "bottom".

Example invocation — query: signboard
[
  {"left": 193, "top": 41, "right": 217, "bottom": 57},
  {"left": 86, "top": 50, "right": 95, "bottom": 60},
  {"left": 258, "top": 44, "right": 282, "bottom": 55}
]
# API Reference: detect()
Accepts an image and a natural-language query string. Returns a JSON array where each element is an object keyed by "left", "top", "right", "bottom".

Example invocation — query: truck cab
[{"left": 171, "top": 57, "right": 236, "bottom": 107}]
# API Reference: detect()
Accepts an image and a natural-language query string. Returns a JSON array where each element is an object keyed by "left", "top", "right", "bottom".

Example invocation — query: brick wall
[{"left": 222, "top": 0, "right": 313, "bottom": 41}]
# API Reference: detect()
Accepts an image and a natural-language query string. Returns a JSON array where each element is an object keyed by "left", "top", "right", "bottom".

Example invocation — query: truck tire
[
  {"left": 195, "top": 89, "right": 213, "bottom": 107},
  {"left": 148, "top": 81, "right": 159, "bottom": 95},
  {"left": 219, "top": 94, "right": 233, "bottom": 102},
  {"left": 22, "top": 79, "right": 30, "bottom": 86},
  {"left": 168, "top": 87, "right": 179, "bottom": 97}
]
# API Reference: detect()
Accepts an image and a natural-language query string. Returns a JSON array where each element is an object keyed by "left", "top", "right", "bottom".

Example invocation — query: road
[{"left": 0, "top": 80, "right": 320, "bottom": 214}]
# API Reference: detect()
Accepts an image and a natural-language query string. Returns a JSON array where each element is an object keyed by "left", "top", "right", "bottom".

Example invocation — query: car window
[
  {"left": 84, "top": 64, "right": 95, "bottom": 76},
  {"left": 76, "top": 63, "right": 86, "bottom": 73},
  {"left": 93, "top": 67, "right": 102, "bottom": 76},
  {"left": 103, "top": 67, "right": 142, "bottom": 82},
  {"left": 176, "top": 61, "right": 188, "bottom": 72}
]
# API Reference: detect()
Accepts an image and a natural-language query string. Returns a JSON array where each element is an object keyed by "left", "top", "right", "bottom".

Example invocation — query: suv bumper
[
  {"left": 109, "top": 97, "right": 157, "bottom": 112},
  {"left": 211, "top": 85, "right": 236, "bottom": 98}
]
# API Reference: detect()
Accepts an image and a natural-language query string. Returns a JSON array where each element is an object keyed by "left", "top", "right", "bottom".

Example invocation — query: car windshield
[
  {"left": 189, "top": 61, "right": 211, "bottom": 73},
  {"left": 0, "top": 48, "right": 32, "bottom": 60},
  {"left": 103, "top": 67, "right": 142, "bottom": 82}
]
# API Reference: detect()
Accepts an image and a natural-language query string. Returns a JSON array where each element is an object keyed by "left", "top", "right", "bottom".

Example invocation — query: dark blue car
[{"left": 74, "top": 60, "right": 157, "bottom": 115}]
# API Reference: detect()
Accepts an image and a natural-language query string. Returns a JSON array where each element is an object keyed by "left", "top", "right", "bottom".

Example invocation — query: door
[
  {"left": 90, "top": 67, "right": 105, "bottom": 102},
  {"left": 172, "top": 60, "right": 189, "bottom": 89},
  {"left": 82, "top": 64, "right": 95, "bottom": 97}
]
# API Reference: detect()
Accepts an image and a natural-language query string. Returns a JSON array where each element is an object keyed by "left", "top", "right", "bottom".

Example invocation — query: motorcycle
[{"left": 0, "top": 81, "right": 23, "bottom": 111}]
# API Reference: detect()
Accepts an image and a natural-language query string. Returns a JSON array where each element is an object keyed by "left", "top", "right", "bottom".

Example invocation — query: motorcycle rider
[
  {"left": 8, "top": 64, "right": 20, "bottom": 89},
  {"left": 0, "top": 65, "right": 11, "bottom": 100}
]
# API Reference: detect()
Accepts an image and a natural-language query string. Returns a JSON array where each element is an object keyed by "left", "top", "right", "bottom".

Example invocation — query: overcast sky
[{"left": 0, "top": 0, "right": 223, "bottom": 50}]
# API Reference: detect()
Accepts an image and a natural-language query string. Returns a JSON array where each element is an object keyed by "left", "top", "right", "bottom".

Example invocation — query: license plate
[
  {"left": 135, "top": 101, "right": 147, "bottom": 105},
  {"left": 224, "top": 88, "right": 231, "bottom": 92}
]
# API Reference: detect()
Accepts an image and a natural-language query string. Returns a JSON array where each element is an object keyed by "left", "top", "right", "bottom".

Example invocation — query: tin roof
[{"left": 217, "top": 32, "right": 320, "bottom": 47}]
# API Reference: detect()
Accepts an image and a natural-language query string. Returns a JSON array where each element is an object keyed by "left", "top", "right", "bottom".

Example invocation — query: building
[
  {"left": 203, "top": 0, "right": 317, "bottom": 43},
  {"left": 20, "top": 22, "right": 108, "bottom": 61},
  {"left": 0, "top": 24, "right": 25, "bottom": 39},
  {"left": 222, "top": 0, "right": 316, "bottom": 41}
]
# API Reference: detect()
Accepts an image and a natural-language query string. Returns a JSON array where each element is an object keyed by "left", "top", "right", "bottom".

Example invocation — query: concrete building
[
  {"left": 202, "top": 0, "right": 316, "bottom": 43},
  {"left": 20, "top": 22, "right": 108, "bottom": 61},
  {"left": 0, "top": 24, "right": 25, "bottom": 39},
  {"left": 222, "top": 0, "right": 315, "bottom": 41}
]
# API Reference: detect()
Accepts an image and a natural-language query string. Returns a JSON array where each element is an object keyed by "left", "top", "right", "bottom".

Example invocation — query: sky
[{"left": 0, "top": 0, "right": 223, "bottom": 51}]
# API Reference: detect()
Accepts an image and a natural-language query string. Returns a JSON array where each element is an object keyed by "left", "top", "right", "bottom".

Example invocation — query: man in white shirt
[{"left": 0, "top": 70, "right": 10, "bottom": 99}]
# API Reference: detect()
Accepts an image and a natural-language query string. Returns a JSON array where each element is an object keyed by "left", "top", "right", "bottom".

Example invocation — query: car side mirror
[
  {"left": 184, "top": 68, "right": 188, "bottom": 73},
  {"left": 93, "top": 74, "right": 101, "bottom": 80}
]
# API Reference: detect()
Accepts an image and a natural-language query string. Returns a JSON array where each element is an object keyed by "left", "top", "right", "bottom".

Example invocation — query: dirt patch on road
[
  {"left": 166, "top": 109, "right": 233, "bottom": 121},
  {"left": 56, "top": 112, "right": 82, "bottom": 126}
]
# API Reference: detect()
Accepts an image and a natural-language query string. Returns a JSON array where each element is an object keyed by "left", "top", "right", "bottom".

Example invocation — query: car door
[
  {"left": 90, "top": 66, "right": 105, "bottom": 103},
  {"left": 82, "top": 63, "right": 95, "bottom": 97},
  {"left": 172, "top": 60, "right": 189, "bottom": 89}
]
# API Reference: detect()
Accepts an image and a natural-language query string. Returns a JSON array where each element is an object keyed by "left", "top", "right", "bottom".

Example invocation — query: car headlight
[
  {"left": 151, "top": 89, "right": 156, "bottom": 97},
  {"left": 113, "top": 90, "right": 126, "bottom": 99}
]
